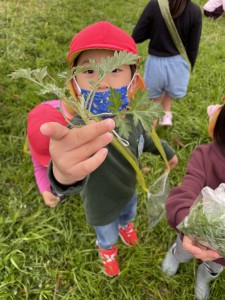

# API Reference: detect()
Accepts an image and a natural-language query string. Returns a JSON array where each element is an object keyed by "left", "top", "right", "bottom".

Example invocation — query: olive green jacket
[{"left": 49, "top": 115, "right": 175, "bottom": 226}]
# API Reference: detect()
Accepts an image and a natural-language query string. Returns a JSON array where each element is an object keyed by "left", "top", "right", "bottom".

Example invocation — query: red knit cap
[
  {"left": 67, "top": 21, "right": 137, "bottom": 64},
  {"left": 27, "top": 104, "right": 67, "bottom": 166}
]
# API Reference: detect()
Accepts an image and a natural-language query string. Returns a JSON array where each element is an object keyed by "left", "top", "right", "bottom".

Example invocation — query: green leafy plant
[{"left": 10, "top": 52, "right": 162, "bottom": 138}]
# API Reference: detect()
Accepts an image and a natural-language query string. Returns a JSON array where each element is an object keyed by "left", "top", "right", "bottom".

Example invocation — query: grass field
[{"left": 0, "top": 0, "right": 225, "bottom": 299}]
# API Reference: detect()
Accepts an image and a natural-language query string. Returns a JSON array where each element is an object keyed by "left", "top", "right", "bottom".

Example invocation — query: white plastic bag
[
  {"left": 147, "top": 171, "right": 170, "bottom": 229},
  {"left": 178, "top": 183, "right": 225, "bottom": 256}
]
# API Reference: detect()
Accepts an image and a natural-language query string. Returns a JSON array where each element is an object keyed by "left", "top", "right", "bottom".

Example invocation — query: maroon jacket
[{"left": 166, "top": 142, "right": 225, "bottom": 266}]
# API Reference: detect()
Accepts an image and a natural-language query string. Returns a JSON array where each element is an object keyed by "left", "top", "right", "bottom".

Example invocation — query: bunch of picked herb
[
  {"left": 177, "top": 183, "right": 225, "bottom": 257},
  {"left": 10, "top": 52, "right": 162, "bottom": 138},
  {"left": 10, "top": 52, "right": 164, "bottom": 192}
]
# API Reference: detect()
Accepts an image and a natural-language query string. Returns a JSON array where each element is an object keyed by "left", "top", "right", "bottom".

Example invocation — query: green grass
[{"left": 0, "top": 0, "right": 225, "bottom": 299}]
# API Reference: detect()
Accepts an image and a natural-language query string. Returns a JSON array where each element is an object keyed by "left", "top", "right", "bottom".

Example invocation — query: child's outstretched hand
[
  {"left": 182, "top": 236, "right": 222, "bottom": 261},
  {"left": 42, "top": 191, "right": 60, "bottom": 208},
  {"left": 40, "top": 119, "right": 115, "bottom": 185},
  {"left": 168, "top": 154, "right": 178, "bottom": 170}
]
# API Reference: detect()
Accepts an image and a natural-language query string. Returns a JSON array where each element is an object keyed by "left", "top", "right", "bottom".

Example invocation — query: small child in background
[
  {"left": 162, "top": 101, "right": 225, "bottom": 300},
  {"left": 204, "top": 0, "right": 225, "bottom": 19},
  {"left": 132, "top": 0, "right": 202, "bottom": 126},
  {"left": 41, "top": 21, "right": 178, "bottom": 277},
  {"left": 27, "top": 100, "right": 73, "bottom": 207}
]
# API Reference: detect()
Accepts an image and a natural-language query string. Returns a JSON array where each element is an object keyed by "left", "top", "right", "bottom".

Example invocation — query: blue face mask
[{"left": 80, "top": 86, "right": 129, "bottom": 116}]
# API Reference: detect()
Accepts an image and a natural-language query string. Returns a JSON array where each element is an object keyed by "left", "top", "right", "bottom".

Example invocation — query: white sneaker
[{"left": 159, "top": 112, "right": 173, "bottom": 126}]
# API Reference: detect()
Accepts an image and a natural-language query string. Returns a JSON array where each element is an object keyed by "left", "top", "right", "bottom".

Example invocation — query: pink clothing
[
  {"left": 166, "top": 142, "right": 225, "bottom": 266},
  {"left": 29, "top": 100, "right": 73, "bottom": 194},
  {"left": 204, "top": 0, "right": 225, "bottom": 11},
  {"left": 31, "top": 153, "right": 50, "bottom": 194},
  {"left": 42, "top": 100, "right": 73, "bottom": 119},
  {"left": 207, "top": 104, "right": 223, "bottom": 119}
]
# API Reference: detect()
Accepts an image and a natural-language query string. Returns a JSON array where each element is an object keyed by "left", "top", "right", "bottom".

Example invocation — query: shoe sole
[
  {"left": 119, "top": 233, "right": 131, "bottom": 246},
  {"left": 103, "top": 270, "right": 120, "bottom": 278}
]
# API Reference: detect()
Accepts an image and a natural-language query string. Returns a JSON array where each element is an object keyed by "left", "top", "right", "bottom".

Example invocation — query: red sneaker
[
  {"left": 119, "top": 222, "right": 138, "bottom": 246},
  {"left": 97, "top": 244, "right": 120, "bottom": 277}
]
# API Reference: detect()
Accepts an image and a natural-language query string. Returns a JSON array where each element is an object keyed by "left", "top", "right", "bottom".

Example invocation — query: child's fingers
[
  {"left": 40, "top": 122, "right": 70, "bottom": 140},
  {"left": 66, "top": 119, "right": 115, "bottom": 150},
  {"left": 196, "top": 250, "right": 222, "bottom": 262},
  {"left": 48, "top": 197, "right": 60, "bottom": 208},
  {"left": 183, "top": 236, "right": 202, "bottom": 255},
  {"left": 183, "top": 236, "right": 222, "bottom": 261},
  {"left": 55, "top": 131, "right": 113, "bottom": 167},
  {"left": 70, "top": 148, "right": 109, "bottom": 181},
  {"left": 52, "top": 135, "right": 112, "bottom": 185},
  {"left": 41, "top": 119, "right": 115, "bottom": 146},
  {"left": 42, "top": 191, "right": 60, "bottom": 208}
]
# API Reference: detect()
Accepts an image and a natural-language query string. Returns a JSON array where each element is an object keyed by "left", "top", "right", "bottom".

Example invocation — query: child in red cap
[
  {"left": 41, "top": 21, "right": 178, "bottom": 277},
  {"left": 27, "top": 100, "right": 73, "bottom": 207},
  {"left": 162, "top": 100, "right": 225, "bottom": 300}
]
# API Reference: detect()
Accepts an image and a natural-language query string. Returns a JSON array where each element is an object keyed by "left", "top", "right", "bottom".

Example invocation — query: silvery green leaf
[
  {"left": 107, "top": 88, "right": 123, "bottom": 113},
  {"left": 78, "top": 95, "right": 86, "bottom": 110},
  {"left": 133, "top": 111, "right": 153, "bottom": 132},
  {"left": 9, "top": 68, "right": 33, "bottom": 79},
  {"left": 58, "top": 71, "right": 67, "bottom": 79},
  {"left": 32, "top": 67, "right": 48, "bottom": 83},
  {"left": 115, "top": 116, "right": 132, "bottom": 140},
  {"left": 38, "top": 83, "right": 66, "bottom": 98},
  {"left": 89, "top": 80, "right": 96, "bottom": 88},
  {"left": 129, "top": 89, "right": 151, "bottom": 111}
]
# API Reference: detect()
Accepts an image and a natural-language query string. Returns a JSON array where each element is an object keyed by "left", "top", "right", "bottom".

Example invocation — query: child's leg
[
  {"left": 94, "top": 220, "right": 119, "bottom": 250},
  {"left": 195, "top": 261, "right": 224, "bottom": 300},
  {"left": 162, "top": 92, "right": 172, "bottom": 113},
  {"left": 162, "top": 235, "right": 194, "bottom": 276},
  {"left": 158, "top": 92, "right": 173, "bottom": 126},
  {"left": 118, "top": 192, "right": 137, "bottom": 227},
  {"left": 173, "top": 235, "right": 194, "bottom": 262},
  {"left": 94, "top": 220, "right": 120, "bottom": 277},
  {"left": 150, "top": 96, "right": 162, "bottom": 128},
  {"left": 118, "top": 192, "right": 138, "bottom": 246}
]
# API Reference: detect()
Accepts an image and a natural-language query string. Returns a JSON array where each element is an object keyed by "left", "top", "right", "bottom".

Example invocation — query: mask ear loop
[
  {"left": 72, "top": 76, "right": 81, "bottom": 95},
  {"left": 112, "top": 130, "right": 129, "bottom": 147},
  {"left": 127, "top": 72, "right": 136, "bottom": 92},
  {"left": 112, "top": 73, "right": 137, "bottom": 146}
]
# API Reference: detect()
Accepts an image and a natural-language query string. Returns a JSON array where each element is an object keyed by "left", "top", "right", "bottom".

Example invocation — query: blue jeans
[{"left": 94, "top": 192, "right": 137, "bottom": 249}]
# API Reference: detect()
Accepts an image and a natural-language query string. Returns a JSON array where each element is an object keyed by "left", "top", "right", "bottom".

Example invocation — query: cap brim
[
  {"left": 68, "top": 46, "right": 138, "bottom": 65},
  {"left": 29, "top": 144, "right": 50, "bottom": 167}
]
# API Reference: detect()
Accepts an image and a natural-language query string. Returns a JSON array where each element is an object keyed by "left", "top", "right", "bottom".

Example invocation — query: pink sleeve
[{"left": 30, "top": 153, "right": 51, "bottom": 194}]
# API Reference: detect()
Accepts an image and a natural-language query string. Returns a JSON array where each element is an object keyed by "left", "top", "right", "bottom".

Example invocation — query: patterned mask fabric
[{"left": 80, "top": 86, "right": 129, "bottom": 116}]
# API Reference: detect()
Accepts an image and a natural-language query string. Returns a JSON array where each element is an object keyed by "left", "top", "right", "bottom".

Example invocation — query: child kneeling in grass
[
  {"left": 41, "top": 21, "right": 178, "bottom": 277},
  {"left": 27, "top": 100, "right": 74, "bottom": 207},
  {"left": 162, "top": 102, "right": 225, "bottom": 299}
]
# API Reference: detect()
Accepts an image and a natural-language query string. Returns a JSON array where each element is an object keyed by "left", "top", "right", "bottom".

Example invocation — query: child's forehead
[{"left": 77, "top": 49, "right": 115, "bottom": 65}]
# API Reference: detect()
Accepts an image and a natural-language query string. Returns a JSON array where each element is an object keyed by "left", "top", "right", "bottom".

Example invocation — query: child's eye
[
  {"left": 84, "top": 69, "right": 94, "bottom": 74},
  {"left": 112, "top": 68, "right": 121, "bottom": 73}
]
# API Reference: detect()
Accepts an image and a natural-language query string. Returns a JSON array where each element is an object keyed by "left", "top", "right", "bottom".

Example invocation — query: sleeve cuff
[{"left": 48, "top": 161, "right": 88, "bottom": 196}]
